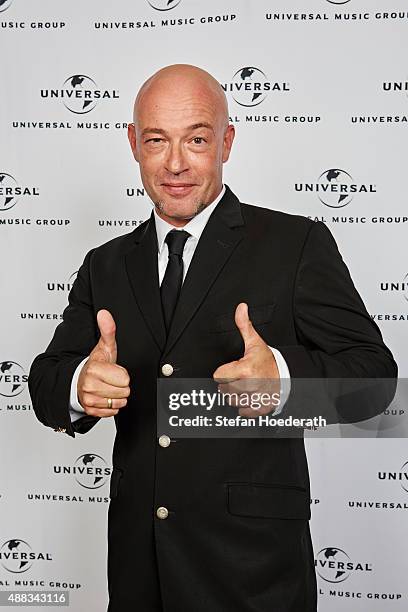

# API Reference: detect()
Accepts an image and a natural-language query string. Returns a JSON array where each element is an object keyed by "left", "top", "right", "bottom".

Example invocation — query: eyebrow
[{"left": 141, "top": 122, "right": 214, "bottom": 137}]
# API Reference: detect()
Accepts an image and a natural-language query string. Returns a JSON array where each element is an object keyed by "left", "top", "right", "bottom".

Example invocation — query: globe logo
[
  {"left": 62, "top": 75, "right": 99, "bottom": 114},
  {"left": 230, "top": 67, "right": 270, "bottom": 107},
  {"left": 0, "top": 0, "right": 13, "bottom": 13},
  {"left": 316, "top": 547, "right": 352, "bottom": 583},
  {"left": 326, "top": 0, "right": 351, "bottom": 5},
  {"left": 404, "top": 273, "right": 408, "bottom": 303},
  {"left": 147, "top": 0, "right": 181, "bottom": 10},
  {"left": 0, "top": 540, "right": 33, "bottom": 573},
  {"left": 0, "top": 173, "right": 19, "bottom": 211},
  {"left": 74, "top": 454, "right": 111, "bottom": 489},
  {"left": 47, "top": 270, "right": 78, "bottom": 292},
  {"left": 68, "top": 270, "right": 78, "bottom": 284},
  {"left": 0, "top": 361, "right": 27, "bottom": 397},
  {"left": 317, "top": 169, "right": 354, "bottom": 208},
  {"left": 400, "top": 461, "right": 408, "bottom": 492}
]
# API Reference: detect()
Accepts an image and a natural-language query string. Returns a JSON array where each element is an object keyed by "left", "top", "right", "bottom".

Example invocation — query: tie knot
[{"left": 165, "top": 229, "right": 190, "bottom": 257}]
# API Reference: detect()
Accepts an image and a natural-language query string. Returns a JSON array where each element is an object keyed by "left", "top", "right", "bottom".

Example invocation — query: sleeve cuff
[
  {"left": 268, "top": 346, "right": 291, "bottom": 415},
  {"left": 69, "top": 357, "right": 88, "bottom": 421}
]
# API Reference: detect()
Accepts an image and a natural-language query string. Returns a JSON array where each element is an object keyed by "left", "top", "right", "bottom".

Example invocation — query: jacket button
[
  {"left": 158, "top": 435, "right": 171, "bottom": 448},
  {"left": 156, "top": 506, "right": 169, "bottom": 520},
  {"left": 161, "top": 363, "right": 174, "bottom": 376}
]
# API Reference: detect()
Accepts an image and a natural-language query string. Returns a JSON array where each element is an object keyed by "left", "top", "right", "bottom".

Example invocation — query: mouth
[{"left": 161, "top": 183, "right": 196, "bottom": 197}]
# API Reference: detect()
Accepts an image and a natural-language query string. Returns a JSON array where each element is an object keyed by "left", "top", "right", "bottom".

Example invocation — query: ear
[
  {"left": 222, "top": 124, "right": 235, "bottom": 163},
  {"left": 127, "top": 123, "right": 140, "bottom": 163}
]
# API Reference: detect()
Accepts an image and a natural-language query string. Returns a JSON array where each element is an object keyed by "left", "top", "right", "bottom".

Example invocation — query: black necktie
[{"left": 160, "top": 229, "right": 190, "bottom": 332}]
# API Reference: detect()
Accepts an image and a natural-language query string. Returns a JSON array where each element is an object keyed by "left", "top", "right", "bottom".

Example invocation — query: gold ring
[{"left": 107, "top": 398, "right": 113, "bottom": 409}]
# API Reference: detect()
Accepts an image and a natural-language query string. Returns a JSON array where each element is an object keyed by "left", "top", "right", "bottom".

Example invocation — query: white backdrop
[{"left": 1, "top": 0, "right": 407, "bottom": 609}]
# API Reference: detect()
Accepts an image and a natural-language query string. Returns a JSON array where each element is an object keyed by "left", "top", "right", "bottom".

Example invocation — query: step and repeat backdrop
[{"left": 1, "top": 0, "right": 407, "bottom": 610}]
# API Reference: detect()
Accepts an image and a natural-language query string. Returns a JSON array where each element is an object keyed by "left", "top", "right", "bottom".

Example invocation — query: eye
[
  {"left": 145, "top": 138, "right": 163, "bottom": 144},
  {"left": 192, "top": 137, "right": 205, "bottom": 145}
]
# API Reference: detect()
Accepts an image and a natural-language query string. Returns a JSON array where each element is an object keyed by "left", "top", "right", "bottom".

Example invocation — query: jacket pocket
[
  {"left": 109, "top": 467, "right": 123, "bottom": 500},
  {"left": 212, "top": 303, "right": 276, "bottom": 333},
  {"left": 226, "top": 482, "right": 310, "bottom": 520}
]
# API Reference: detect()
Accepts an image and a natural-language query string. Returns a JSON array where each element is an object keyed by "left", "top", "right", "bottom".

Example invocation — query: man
[{"left": 29, "top": 64, "right": 397, "bottom": 611}]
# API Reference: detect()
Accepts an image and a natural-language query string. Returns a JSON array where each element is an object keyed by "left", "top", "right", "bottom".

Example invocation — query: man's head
[{"left": 128, "top": 64, "right": 235, "bottom": 227}]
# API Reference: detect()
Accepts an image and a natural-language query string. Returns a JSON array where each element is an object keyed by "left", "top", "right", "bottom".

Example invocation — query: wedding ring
[{"left": 107, "top": 397, "right": 113, "bottom": 409}]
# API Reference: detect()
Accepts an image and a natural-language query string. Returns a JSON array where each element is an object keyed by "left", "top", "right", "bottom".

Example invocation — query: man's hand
[
  {"left": 213, "top": 302, "right": 280, "bottom": 417},
  {"left": 77, "top": 309, "right": 130, "bottom": 418}
]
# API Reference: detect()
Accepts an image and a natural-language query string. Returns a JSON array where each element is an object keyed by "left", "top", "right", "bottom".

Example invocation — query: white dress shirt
[{"left": 69, "top": 185, "right": 290, "bottom": 421}]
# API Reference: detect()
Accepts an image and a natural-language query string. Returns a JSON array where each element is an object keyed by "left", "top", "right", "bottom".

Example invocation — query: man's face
[{"left": 128, "top": 78, "right": 235, "bottom": 226}]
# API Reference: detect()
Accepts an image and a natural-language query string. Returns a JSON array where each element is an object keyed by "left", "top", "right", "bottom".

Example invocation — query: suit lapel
[
  {"left": 164, "top": 186, "right": 245, "bottom": 355},
  {"left": 125, "top": 216, "right": 167, "bottom": 351}
]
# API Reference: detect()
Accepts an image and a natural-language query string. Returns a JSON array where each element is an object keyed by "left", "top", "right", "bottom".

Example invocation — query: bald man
[{"left": 29, "top": 64, "right": 397, "bottom": 612}]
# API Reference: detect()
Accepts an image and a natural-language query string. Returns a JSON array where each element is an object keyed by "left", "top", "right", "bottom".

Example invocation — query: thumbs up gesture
[
  {"left": 77, "top": 310, "right": 130, "bottom": 418},
  {"left": 213, "top": 303, "right": 280, "bottom": 417}
]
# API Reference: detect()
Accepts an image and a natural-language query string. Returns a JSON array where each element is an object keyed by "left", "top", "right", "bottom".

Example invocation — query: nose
[{"left": 165, "top": 143, "right": 188, "bottom": 175}]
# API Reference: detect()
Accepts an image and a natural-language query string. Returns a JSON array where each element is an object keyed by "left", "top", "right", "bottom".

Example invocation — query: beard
[{"left": 153, "top": 198, "right": 209, "bottom": 220}]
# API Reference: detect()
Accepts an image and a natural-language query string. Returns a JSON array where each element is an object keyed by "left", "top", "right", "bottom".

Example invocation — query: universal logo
[
  {"left": 378, "top": 461, "right": 408, "bottom": 493},
  {"left": 0, "top": 539, "right": 52, "bottom": 573},
  {"left": 0, "top": 361, "right": 27, "bottom": 397},
  {"left": 0, "top": 0, "right": 13, "bottom": 12},
  {"left": 222, "top": 67, "right": 289, "bottom": 108},
  {"left": 0, "top": 173, "right": 39, "bottom": 211},
  {"left": 383, "top": 80, "right": 408, "bottom": 97},
  {"left": 295, "top": 169, "right": 376, "bottom": 208},
  {"left": 53, "top": 454, "right": 112, "bottom": 489},
  {"left": 47, "top": 271, "right": 78, "bottom": 292},
  {"left": 41, "top": 75, "right": 119, "bottom": 114},
  {"left": 148, "top": 0, "right": 181, "bottom": 10},
  {"left": 315, "top": 547, "right": 372, "bottom": 583},
  {"left": 326, "top": 0, "right": 351, "bottom": 4},
  {"left": 0, "top": 0, "right": 13, "bottom": 13},
  {"left": 380, "top": 274, "right": 408, "bottom": 302}
]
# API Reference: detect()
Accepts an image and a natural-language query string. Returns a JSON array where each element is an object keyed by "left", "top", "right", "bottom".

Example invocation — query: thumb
[
  {"left": 235, "top": 302, "right": 260, "bottom": 353},
  {"left": 96, "top": 309, "right": 117, "bottom": 363}
]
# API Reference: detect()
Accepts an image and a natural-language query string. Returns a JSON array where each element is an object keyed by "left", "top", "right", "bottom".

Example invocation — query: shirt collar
[{"left": 153, "top": 184, "right": 226, "bottom": 253}]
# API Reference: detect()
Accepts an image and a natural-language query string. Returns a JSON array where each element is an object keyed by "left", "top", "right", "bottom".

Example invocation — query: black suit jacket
[{"left": 29, "top": 186, "right": 397, "bottom": 612}]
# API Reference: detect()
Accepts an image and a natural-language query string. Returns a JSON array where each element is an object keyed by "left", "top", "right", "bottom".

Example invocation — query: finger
[
  {"left": 96, "top": 309, "right": 117, "bottom": 363},
  {"left": 81, "top": 379, "right": 130, "bottom": 399},
  {"left": 219, "top": 390, "right": 269, "bottom": 411},
  {"left": 219, "top": 392, "right": 239, "bottom": 407},
  {"left": 213, "top": 360, "right": 246, "bottom": 383},
  {"left": 78, "top": 376, "right": 130, "bottom": 399},
  {"left": 81, "top": 394, "right": 128, "bottom": 411},
  {"left": 234, "top": 302, "right": 259, "bottom": 352},
  {"left": 84, "top": 407, "right": 120, "bottom": 418},
  {"left": 85, "top": 362, "right": 130, "bottom": 388},
  {"left": 217, "top": 378, "right": 262, "bottom": 396},
  {"left": 238, "top": 405, "right": 274, "bottom": 417}
]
